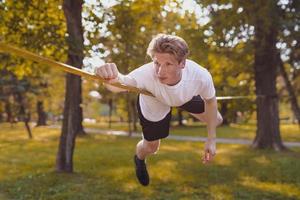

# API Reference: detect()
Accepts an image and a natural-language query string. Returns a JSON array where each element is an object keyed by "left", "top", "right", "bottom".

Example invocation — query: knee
[{"left": 144, "top": 140, "right": 160, "bottom": 154}]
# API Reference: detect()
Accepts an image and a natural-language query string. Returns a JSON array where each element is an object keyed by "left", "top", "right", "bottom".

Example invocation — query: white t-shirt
[{"left": 127, "top": 59, "right": 215, "bottom": 122}]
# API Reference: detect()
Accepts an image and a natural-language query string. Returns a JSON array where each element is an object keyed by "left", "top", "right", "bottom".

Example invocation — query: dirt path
[{"left": 49, "top": 126, "right": 300, "bottom": 147}]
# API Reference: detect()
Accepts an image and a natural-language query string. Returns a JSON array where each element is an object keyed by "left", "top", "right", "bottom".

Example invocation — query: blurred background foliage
[{"left": 0, "top": 0, "right": 299, "bottom": 128}]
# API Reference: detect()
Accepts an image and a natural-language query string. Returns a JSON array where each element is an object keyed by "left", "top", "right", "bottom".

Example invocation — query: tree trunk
[
  {"left": 220, "top": 101, "right": 229, "bottom": 125},
  {"left": 15, "top": 93, "right": 33, "bottom": 139},
  {"left": 24, "top": 112, "right": 33, "bottom": 139},
  {"left": 56, "top": 0, "right": 85, "bottom": 173},
  {"left": 126, "top": 93, "right": 132, "bottom": 136},
  {"left": 77, "top": 98, "right": 85, "bottom": 136},
  {"left": 278, "top": 55, "right": 300, "bottom": 126},
  {"left": 108, "top": 98, "right": 113, "bottom": 128},
  {"left": 131, "top": 99, "right": 137, "bottom": 131},
  {"left": 4, "top": 100, "right": 13, "bottom": 123},
  {"left": 36, "top": 100, "right": 47, "bottom": 126},
  {"left": 0, "top": 109, "right": 2, "bottom": 122},
  {"left": 177, "top": 109, "right": 184, "bottom": 126},
  {"left": 252, "top": 1, "right": 286, "bottom": 150}
]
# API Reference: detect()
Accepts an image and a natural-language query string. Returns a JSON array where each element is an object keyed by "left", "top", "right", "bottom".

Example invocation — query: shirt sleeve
[
  {"left": 127, "top": 63, "right": 152, "bottom": 89},
  {"left": 199, "top": 70, "right": 216, "bottom": 100}
]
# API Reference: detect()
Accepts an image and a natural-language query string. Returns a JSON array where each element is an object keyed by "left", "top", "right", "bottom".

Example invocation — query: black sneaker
[{"left": 134, "top": 155, "right": 149, "bottom": 186}]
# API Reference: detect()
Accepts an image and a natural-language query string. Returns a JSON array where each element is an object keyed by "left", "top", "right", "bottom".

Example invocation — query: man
[{"left": 95, "top": 34, "right": 223, "bottom": 186}]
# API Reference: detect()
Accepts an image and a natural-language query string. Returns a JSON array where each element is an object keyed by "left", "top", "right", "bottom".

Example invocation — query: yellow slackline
[
  {"left": 0, "top": 42, "right": 154, "bottom": 97},
  {"left": 216, "top": 96, "right": 257, "bottom": 100}
]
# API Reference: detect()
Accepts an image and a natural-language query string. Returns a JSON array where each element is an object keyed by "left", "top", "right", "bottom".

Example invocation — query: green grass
[
  {"left": 84, "top": 121, "right": 300, "bottom": 142},
  {"left": 0, "top": 123, "right": 300, "bottom": 199}
]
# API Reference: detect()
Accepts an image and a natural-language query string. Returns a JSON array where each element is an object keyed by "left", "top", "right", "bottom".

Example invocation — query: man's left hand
[{"left": 202, "top": 138, "right": 216, "bottom": 164}]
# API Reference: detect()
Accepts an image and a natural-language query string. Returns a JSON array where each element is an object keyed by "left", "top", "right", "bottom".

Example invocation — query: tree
[
  {"left": 14, "top": 79, "right": 33, "bottom": 139},
  {"left": 278, "top": 55, "right": 300, "bottom": 126},
  {"left": 0, "top": 0, "right": 67, "bottom": 128},
  {"left": 0, "top": 69, "right": 35, "bottom": 138},
  {"left": 198, "top": 0, "right": 289, "bottom": 150},
  {"left": 36, "top": 100, "right": 47, "bottom": 126},
  {"left": 276, "top": 1, "right": 300, "bottom": 125},
  {"left": 56, "top": 0, "right": 85, "bottom": 173},
  {"left": 251, "top": 1, "right": 285, "bottom": 150}
]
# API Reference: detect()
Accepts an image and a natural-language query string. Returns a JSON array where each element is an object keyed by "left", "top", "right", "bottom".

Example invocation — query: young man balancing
[{"left": 95, "top": 34, "right": 223, "bottom": 186}]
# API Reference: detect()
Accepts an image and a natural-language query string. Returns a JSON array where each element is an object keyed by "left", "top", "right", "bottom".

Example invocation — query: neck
[{"left": 167, "top": 71, "right": 182, "bottom": 86}]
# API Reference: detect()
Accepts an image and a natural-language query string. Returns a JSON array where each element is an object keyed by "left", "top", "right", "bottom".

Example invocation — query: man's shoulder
[
  {"left": 185, "top": 59, "right": 210, "bottom": 75},
  {"left": 128, "top": 62, "right": 155, "bottom": 86},
  {"left": 139, "top": 61, "right": 153, "bottom": 69},
  {"left": 132, "top": 62, "right": 153, "bottom": 73}
]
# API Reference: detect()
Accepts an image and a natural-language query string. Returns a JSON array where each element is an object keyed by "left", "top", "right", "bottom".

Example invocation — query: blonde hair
[{"left": 147, "top": 34, "right": 189, "bottom": 63}]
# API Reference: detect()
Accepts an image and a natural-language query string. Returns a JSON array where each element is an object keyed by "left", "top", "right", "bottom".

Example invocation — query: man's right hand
[{"left": 95, "top": 63, "right": 119, "bottom": 83}]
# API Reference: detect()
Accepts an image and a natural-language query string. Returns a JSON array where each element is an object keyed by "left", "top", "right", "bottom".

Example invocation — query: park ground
[{"left": 0, "top": 123, "right": 299, "bottom": 200}]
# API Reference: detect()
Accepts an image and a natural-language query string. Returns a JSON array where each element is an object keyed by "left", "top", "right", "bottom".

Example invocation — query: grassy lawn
[
  {"left": 0, "top": 123, "right": 300, "bottom": 199},
  {"left": 84, "top": 122, "right": 300, "bottom": 142}
]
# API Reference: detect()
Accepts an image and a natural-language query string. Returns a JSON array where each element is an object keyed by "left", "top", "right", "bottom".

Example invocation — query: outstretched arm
[
  {"left": 205, "top": 96, "right": 218, "bottom": 139},
  {"left": 202, "top": 96, "right": 218, "bottom": 164}
]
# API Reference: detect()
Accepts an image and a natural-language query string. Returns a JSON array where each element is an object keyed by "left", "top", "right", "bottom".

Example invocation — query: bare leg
[{"left": 136, "top": 139, "right": 160, "bottom": 160}]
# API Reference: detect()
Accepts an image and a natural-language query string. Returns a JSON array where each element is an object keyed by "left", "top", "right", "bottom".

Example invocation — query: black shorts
[{"left": 137, "top": 95, "right": 205, "bottom": 141}]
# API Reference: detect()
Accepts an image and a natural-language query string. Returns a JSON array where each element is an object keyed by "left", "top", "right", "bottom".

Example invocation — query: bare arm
[
  {"left": 202, "top": 96, "right": 218, "bottom": 164},
  {"left": 204, "top": 96, "right": 218, "bottom": 140}
]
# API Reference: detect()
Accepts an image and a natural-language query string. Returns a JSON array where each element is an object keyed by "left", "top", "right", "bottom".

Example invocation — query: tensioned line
[{"left": 0, "top": 43, "right": 154, "bottom": 97}]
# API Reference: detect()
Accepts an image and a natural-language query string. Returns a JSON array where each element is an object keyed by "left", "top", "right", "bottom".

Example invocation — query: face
[{"left": 153, "top": 53, "right": 185, "bottom": 86}]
